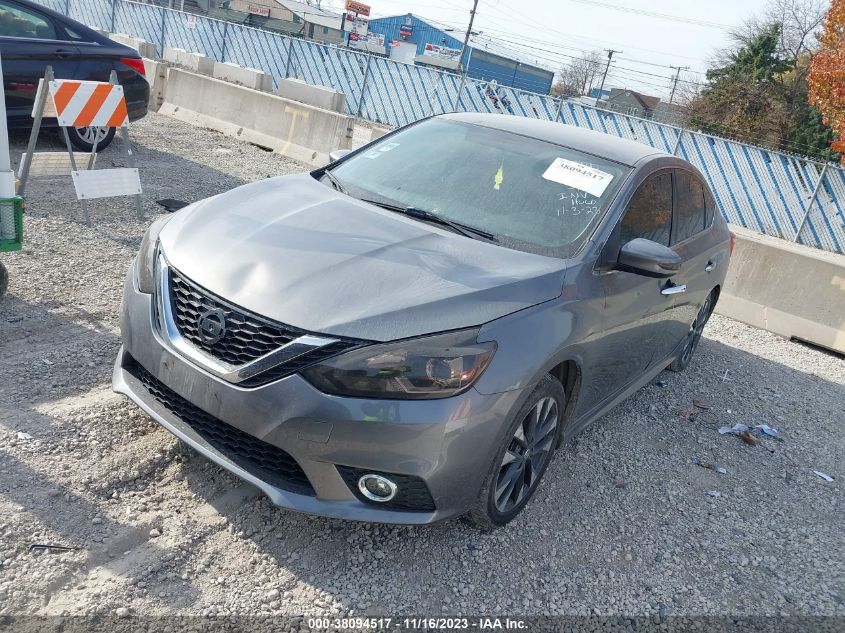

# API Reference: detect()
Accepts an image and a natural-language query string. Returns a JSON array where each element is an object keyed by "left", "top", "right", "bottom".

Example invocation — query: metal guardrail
[{"left": 36, "top": 0, "right": 845, "bottom": 255}]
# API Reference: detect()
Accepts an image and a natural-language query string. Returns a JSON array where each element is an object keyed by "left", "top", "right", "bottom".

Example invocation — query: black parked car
[{"left": 0, "top": 0, "right": 149, "bottom": 151}]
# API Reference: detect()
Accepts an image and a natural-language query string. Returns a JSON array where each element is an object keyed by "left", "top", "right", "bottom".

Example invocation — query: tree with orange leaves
[{"left": 808, "top": 0, "right": 845, "bottom": 162}]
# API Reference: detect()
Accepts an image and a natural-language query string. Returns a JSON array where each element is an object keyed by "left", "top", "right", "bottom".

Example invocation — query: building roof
[
  {"left": 276, "top": 0, "right": 341, "bottom": 30},
  {"left": 370, "top": 13, "right": 554, "bottom": 76},
  {"left": 441, "top": 112, "right": 666, "bottom": 166},
  {"left": 609, "top": 89, "right": 661, "bottom": 111}
]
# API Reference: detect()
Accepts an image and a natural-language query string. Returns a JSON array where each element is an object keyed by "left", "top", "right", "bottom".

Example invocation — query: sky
[{"left": 318, "top": 0, "right": 774, "bottom": 99}]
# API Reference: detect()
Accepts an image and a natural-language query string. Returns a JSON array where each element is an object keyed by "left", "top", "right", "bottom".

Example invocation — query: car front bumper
[{"left": 112, "top": 263, "right": 527, "bottom": 524}]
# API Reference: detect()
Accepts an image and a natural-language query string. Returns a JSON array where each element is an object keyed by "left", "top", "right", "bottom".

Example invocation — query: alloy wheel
[
  {"left": 680, "top": 293, "right": 714, "bottom": 364},
  {"left": 494, "top": 396, "right": 559, "bottom": 513},
  {"left": 74, "top": 126, "right": 110, "bottom": 145}
]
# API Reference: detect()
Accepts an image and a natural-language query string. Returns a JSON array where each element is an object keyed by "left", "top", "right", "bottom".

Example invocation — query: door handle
[
  {"left": 54, "top": 49, "right": 75, "bottom": 58},
  {"left": 704, "top": 262, "right": 715, "bottom": 273},
  {"left": 661, "top": 283, "right": 687, "bottom": 296}
]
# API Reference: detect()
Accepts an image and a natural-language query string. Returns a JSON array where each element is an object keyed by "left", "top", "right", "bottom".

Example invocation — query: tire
[
  {"left": 0, "top": 262, "right": 8, "bottom": 298},
  {"left": 466, "top": 375, "right": 565, "bottom": 530},
  {"left": 64, "top": 126, "right": 116, "bottom": 152},
  {"left": 669, "top": 289, "right": 717, "bottom": 372}
]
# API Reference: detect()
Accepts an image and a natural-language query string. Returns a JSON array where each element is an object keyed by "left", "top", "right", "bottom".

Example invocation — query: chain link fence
[{"left": 32, "top": 0, "right": 845, "bottom": 254}]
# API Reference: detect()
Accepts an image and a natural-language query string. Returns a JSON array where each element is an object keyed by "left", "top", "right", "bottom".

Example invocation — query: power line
[
  {"left": 567, "top": 0, "right": 732, "bottom": 30},
  {"left": 480, "top": 1, "right": 711, "bottom": 64},
  {"left": 469, "top": 33, "right": 708, "bottom": 88}
]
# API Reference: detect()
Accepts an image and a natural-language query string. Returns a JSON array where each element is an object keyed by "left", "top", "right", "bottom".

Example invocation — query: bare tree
[
  {"left": 552, "top": 50, "right": 603, "bottom": 97},
  {"left": 735, "top": 0, "right": 826, "bottom": 61}
]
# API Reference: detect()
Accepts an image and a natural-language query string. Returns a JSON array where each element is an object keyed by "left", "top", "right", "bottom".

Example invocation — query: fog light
[{"left": 358, "top": 474, "right": 398, "bottom": 502}]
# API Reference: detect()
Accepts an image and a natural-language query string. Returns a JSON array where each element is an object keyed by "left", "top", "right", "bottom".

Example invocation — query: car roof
[{"left": 440, "top": 112, "right": 668, "bottom": 167}]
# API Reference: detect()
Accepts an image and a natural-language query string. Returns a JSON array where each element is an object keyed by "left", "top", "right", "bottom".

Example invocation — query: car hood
[{"left": 159, "top": 174, "right": 568, "bottom": 341}]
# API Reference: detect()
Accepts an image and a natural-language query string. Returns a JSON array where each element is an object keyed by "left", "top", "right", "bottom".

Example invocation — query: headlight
[
  {"left": 135, "top": 215, "right": 173, "bottom": 293},
  {"left": 301, "top": 329, "right": 496, "bottom": 400}
]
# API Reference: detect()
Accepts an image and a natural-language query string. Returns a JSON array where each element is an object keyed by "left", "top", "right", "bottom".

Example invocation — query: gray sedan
[{"left": 113, "top": 113, "right": 731, "bottom": 529}]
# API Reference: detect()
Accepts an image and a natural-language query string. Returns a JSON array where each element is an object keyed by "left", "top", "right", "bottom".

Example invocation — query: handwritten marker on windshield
[{"left": 494, "top": 161, "right": 504, "bottom": 190}]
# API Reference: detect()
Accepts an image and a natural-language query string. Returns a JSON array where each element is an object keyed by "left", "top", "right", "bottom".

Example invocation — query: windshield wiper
[
  {"left": 322, "top": 170, "right": 348, "bottom": 195},
  {"left": 361, "top": 199, "right": 498, "bottom": 242}
]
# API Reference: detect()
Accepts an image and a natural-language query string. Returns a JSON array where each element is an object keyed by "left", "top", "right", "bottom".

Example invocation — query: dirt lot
[{"left": 0, "top": 114, "right": 843, "bottom": 621}]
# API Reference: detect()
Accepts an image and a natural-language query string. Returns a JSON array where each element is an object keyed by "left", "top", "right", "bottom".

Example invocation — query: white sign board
[
  {"left": 423, "top": 43, "right": 462, "bottom": 62},
  {"left": 542, "top": 158, "right": 613, "bottom": 197}
]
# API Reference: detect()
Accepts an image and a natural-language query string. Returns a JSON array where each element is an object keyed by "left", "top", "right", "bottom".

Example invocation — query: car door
[
  {"left": 0, "top": 0, "right": 79, "bottom": 124},
  {"left": 590, "top": 170, "right": 682, "bottom": 398},
  {"left": 667, "top": 169, "right": 726, "bottom": 338}
]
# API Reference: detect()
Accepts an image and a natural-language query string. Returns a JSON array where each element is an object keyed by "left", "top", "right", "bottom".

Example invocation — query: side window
[
  {"left": 63, "top": 25, "right": 96, "bottom": 43},
  {"left": 673, "top": 170, "right": 706, "bottom": 243},
  {"left": 620, "top": 171, "right": 673, "bottom": 247},
  {"left": 0, "top": 2, "right": 57, "bottom": 39}
]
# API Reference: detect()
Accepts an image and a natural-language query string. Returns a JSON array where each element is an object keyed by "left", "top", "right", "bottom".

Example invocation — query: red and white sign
[
  {"left": 247, "top": 3, "right": 271, "bottom": 17},
  {"left": 49, "top": 80, "right": 128, "bottom": 128},
  {"left": 345, "top": 0, "right": 370, "bottom": 17}
]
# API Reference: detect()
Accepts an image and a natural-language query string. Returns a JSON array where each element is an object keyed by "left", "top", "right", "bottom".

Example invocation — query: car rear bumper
[
  {"left": 124, "top": 74, "right": 149, "bottom": 122},
  {"left": 113, "top": 263, "right": 526, "bottom": 524}
]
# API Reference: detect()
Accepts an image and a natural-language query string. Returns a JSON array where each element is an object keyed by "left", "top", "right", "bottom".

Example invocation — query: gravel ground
[{"left": 0, "top": 113, "right": 843, "bottom": 622}]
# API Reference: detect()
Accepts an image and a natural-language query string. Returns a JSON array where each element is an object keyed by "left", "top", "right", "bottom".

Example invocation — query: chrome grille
[
  {"left": 169, "top": 269, "right": 300, "bottom": 366},
  {"left": 162, "top": 264, "right": 365, "bottom": 387}
]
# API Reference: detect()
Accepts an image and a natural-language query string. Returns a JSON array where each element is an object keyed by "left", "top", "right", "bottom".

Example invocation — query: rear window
[{"left": 330, "top": 119, "right": 630, "bottom": 258}]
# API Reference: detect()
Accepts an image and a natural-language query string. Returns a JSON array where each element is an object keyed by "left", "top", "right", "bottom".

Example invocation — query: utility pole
[
  {"left": 669, "top": 65, "right": 690, "bottom": 104},
  {"left": 597, "top": 49, "right": 621, "bottom": 101},
  {"left": 460, "top": 0, "right": 480, "bottom": 72}
]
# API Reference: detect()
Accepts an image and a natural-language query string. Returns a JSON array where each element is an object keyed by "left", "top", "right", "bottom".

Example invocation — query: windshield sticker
[
  {"left": 494, "top": 161, "right": 504, "bottom": 190},
  {"left": 542, "top": 158, "right": 613, "bottom": 197},
  {"left": 363, "top": 142, "right": 400, "bottom": 159}
]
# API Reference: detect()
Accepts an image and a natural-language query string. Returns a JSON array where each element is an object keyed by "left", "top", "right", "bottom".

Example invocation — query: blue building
[{"left": 365, "top": 14, "right": 554, "bottom": 95}]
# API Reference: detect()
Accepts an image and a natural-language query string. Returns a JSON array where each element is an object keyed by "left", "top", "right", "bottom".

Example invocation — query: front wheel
[
  {"left": 669, "top": 289, "right": 717, "bottom": 372},
  {"left": 466, "top": 375, "right": 565, "bottom": 530},
  {"left": 64, "top": 126, "right": 116, "bottom": 152}
]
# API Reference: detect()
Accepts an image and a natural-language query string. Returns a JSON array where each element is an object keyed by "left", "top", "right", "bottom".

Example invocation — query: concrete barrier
[
  {"left": 163, "top": 47, "right": 214, "bottom": 75},
  {"left": 212, "top": 61, "right": 273, "bottom": 93},
  {"left": 159, "top": 69, "right": 353, "bottom": 166},
  {"left": 716, "top": 225, "right": 845, "bottom": 354},
  {"left": 108, "top": 33, "right": 157, "bottom": 60},
  {"left": 370, "top": 126, "right": 391, "bottom": 142},
  {"left": 277, "top": 78, "right": 345, "bottom": 113},
  {"left": 142, "top": 59, "right": 167, "bottom": 112}
]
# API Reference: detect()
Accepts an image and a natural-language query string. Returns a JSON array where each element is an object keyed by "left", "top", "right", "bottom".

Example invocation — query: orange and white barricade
[{"left": 18, "top": 66, "right": 143, "bottom": 224}]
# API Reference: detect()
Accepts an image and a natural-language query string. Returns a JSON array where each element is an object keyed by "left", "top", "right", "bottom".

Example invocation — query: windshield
[{"left": 328, "top": 118, "right": 630, "bottom": 257}]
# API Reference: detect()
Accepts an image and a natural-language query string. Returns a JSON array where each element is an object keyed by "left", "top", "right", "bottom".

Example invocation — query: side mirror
[
  {"left": 328, "top": 149, "right": 352, "bottom": 163},
  {"left": 617, "top": 238, "right": 681, "bottom": 278}
]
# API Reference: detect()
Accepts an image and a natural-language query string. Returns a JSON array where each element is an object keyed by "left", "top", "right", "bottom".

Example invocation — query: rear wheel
[
  {"left": 669, "top": 290, "right": 716, "bottom": 372},
  {"left": 467, "top": 375, "right": 564, "bottom": 530},
  {"left": 64, "top": 126, "right": 116, "bottom": 152}
]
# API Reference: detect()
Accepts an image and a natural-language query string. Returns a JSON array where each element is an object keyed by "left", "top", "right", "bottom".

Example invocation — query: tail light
[
  {"left": 120, "top": 57, "right": 146, "bottom": 76},
  {"left": 729, "top": 231, "right": 736, "bottom": 256}
]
